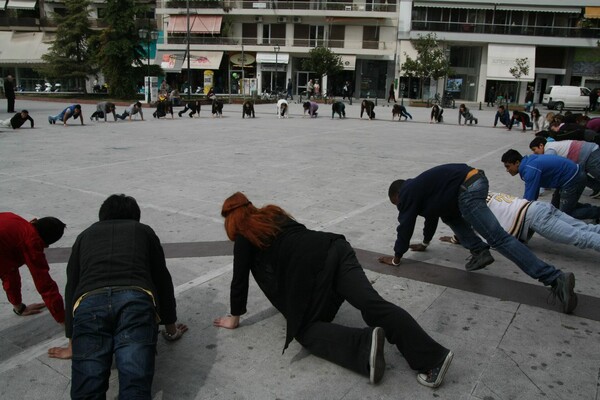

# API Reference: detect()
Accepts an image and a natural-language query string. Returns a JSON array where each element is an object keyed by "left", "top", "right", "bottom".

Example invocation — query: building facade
[{"left": 1, "top": 0, "right": 599, "bottom": 102}]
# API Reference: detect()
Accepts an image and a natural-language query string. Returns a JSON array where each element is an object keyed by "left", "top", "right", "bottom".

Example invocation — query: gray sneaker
[
  {"left": 369, "top": 327, "right": 385, "bottom": 384},
  {"left": 465, "top": 249, "right": 494, "bottom": 271},
  {"left": 549, "top": 272, "right": 578, "bottom": 314},
  {"left": 417, "top": 350, "right": 454, "bottom": 388}
]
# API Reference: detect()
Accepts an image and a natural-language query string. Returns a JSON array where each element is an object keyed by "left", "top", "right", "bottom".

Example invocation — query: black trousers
[
  {"left": 7, "top": 96, "right": 15, "bottom": 113},
  {"left": 295, "top": 240, "right": 448, "bottom": 376}
]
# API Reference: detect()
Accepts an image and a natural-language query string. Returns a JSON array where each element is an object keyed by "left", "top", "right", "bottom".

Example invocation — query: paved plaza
[{"left": 0, "top": 98, "right": 599, "bottom": 400}]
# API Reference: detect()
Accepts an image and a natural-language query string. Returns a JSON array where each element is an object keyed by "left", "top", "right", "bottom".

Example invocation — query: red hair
[{"left": 221, "top": 192, "right": 291, "bottom": 249}]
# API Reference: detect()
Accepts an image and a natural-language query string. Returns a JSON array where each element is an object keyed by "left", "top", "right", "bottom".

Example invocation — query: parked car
[{"left": 542, "top": 85, "right": 591, "bottom": 111}]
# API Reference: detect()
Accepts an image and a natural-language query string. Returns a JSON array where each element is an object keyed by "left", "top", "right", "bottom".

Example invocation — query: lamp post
[
  {"left": 138, "top": 28, "right": 159, "bottom": 104},
  {"left": 186, "top": 0, "right": 191, "bottom": 100},
  {"left": 274, "top": 44, "right": 280, "bottom": 93},
  {"left": 443, "top": 47, "right": 451, "bottom": 102}
]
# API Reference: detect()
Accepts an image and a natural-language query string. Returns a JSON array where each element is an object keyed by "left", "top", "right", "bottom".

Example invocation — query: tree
[
  {"left": 39, "top": 0, "right": 97, "bottom": 92},
  {"left": 509, "top": 57, "right": 530, "bottom": 104},
  {"left": 95, "top": 0, "right": 148, "bottom": 99},
  {"left": 301, "top": 47, "right": 343, "bottom": 95},
  {"left": 401, "top": 33, "right": 450, "bottom": 99}
]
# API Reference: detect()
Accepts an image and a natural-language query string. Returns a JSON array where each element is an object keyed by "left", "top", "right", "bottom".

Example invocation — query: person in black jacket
[
  {"left": 4, "top": 74, "right": 15, "bottom": 113},
  {"left": 48, "top": 194, "right": 187, "bottom": 399},
  {"left": 0, "top": 110, "right": 34, "bottom": 129},
  {"left": 379, "top": 164, "right": 577, "bottom": 314},
  {"left": 508, "top": 110, "right": 532, "bottom": 131},
  {"left": 214, "top": 192, "right": 454, "bottom": 388}
]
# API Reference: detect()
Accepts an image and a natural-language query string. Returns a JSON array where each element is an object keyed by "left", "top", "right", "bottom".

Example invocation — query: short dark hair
[
  {"left": 535, "top": 130, "right": 551, "bottom": 138},
  {"left": 99, "top": 194, "right": 141, "bottom": 221},
  {"left": 529, "top": 137, "right": 547, "bottom": 149},
  {"left": 33, "top": 217, "right": 66, "bottom": 246},
  {"left": 501, "top": 149, "right": 523, "bottom": 164},
  {"left": 74, "top": 104, "right": 81, "bottom": 110},
  {"left": 498, "top": 105, "right": 505, "bottom": 110},
  {"left": 135, "top": 101, "right": 142, "bottom": 108},
  {"left": 303, "top": 102, "right": 310, "bottom": 109},
  {"left": 21, "top": 109, "right": 29, "bottom": 114},
  {"left": 388, "top": 179, "right": 406, "bottom": 199}
]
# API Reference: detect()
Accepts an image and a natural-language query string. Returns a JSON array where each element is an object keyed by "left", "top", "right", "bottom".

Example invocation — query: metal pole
[
  {"left": 275, "top": 50, "right": 278, "bottom": 93},
  {"left": 186, "top": 0, "right": 191, "bottom": 100},
  {"left": 147, "top": 41, "right": 150, "bottom": 103},
  {"left": 241, "top": 44, "right": 245, "bottom": 96}
]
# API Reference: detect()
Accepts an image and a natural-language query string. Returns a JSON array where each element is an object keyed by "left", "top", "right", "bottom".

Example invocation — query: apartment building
[
  {"left": 154, "top": 0, "right": 399, "bottom": 98},
  {"left": 0, "top": 0, "right": 156, "bottom": 92},
  {"left": 1, "top": 0, "right": 599, "bottom": 102},
  {"left": 398, "top": 0, "right": 600, "bottom": 102}
]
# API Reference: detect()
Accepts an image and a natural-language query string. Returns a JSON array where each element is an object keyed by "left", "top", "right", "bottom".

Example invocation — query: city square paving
[{"left": 0, "top": 98, "right": 599, "bottom": 399}]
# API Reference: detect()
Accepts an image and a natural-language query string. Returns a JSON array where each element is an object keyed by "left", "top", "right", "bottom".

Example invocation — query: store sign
[{"left": 230, "top": 53, "right": 255, "bottom": 66}]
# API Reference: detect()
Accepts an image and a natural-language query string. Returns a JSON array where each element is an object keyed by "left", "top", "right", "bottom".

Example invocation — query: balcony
[
  {"left": 412, "top": 20, "right": 600, "bottom": 39},
  {"left": 0, "top": 17, "right": 39, "bottom": 28},
  {"left": 164, "top": 0, "right": 396, "bottom": 12}
]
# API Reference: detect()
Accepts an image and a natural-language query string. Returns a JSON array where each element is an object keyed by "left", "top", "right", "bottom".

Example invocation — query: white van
[{"left": 542, "top": 86, "right": 590, "bottom": 111}]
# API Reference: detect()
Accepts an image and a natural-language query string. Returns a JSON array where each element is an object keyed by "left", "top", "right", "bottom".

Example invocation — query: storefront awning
[
  {"left": 487, "top": 44, "right": 535, "bottom": 81},
  {"left": 168, "top": 15, "right": 222, "bottom": 34},
  {"left": 0, "top": 31, "right": 51, "bottom": 64},
  {"left": 413, "top": 2, "right": 495, "bottom": 10},
  {"left": 256, "top": 52, "right": 290, "bottom": 64},
  {"left": 339, "top": 55, "right": 356, "bottom": 70},
  {"left": 494, "top": 5, "right": 580, "bottom": 13},
  {"left": 585, "top": 7, "right": 600, "bottom": 19},
  {"left": 155, "top": 51, "right": 186, "bottom": 72},
  {"left": 6, "top": 0, "right": 37, "bottom": 9},
  {"left": 183, "top": 51, "right": 223, "bottom": 70}
]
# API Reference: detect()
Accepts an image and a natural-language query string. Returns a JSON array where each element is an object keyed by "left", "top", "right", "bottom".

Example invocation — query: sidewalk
[{"left": 0, "top": 100, "right": 598, "bottom": 400}]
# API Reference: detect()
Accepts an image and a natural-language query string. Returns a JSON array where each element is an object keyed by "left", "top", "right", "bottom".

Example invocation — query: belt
[{"left": 463, "top": 169, "right": 484, "bottom": 188}]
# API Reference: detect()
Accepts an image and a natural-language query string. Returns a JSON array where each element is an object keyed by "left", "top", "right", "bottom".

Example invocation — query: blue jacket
[
  {"left": 394, "top": 163, "right": 472, "bottom": 257},
  {"left": 518, "top": 154, "right": 579, "bottom": 200}
]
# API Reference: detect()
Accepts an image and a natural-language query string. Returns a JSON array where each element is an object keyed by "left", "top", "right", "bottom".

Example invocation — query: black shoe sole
[{"left": 465, "top": 255, "right": 494, "bottom": 272}]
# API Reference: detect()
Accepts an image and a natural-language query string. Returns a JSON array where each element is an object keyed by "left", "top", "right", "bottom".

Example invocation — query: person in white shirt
[{"left": 441, "top": 192, "right": 600, "bottom": 252}]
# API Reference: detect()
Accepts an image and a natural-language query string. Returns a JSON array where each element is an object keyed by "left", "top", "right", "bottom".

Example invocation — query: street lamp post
[
  {"left": 138, "top": 28, "right": 159, "bottom": 104},
  {"left": 274, "top": 45, "right": 280, "bottom": 94},
  {"left": 444, "top": 47, "right": 451, "bottom": 103}
]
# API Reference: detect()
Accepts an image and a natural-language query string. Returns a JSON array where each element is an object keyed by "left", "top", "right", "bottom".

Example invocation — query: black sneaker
[
  {"left": 549, "top": 272, "right": 578, "bottom": 314},
  {"left": 465, "top": 249, "right": 494, "bottom": 271},
  {"left": 369, "top": 327, "right": 385, "bottom": 384},
  {"left": 417, "top": 350, "right": 454, "bottom": 388}
]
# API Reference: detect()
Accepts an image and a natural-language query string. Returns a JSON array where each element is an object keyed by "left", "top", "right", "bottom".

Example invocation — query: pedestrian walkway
[{"left": 0, "top": 100, "right": 598, "bottom": 399}]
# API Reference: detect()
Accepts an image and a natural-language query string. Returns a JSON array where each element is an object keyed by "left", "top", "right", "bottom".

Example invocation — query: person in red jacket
[{"left": 0, "top": 212, "right": 66, "bottom": 322}]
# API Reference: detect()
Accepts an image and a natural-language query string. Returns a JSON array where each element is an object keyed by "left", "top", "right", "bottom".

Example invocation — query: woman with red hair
[{"left": 214, "top": 192, "right": 453, "bottom": 388}]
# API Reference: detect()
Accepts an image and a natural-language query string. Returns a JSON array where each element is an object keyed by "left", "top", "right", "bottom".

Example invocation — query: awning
[
  {"left": 256, "top": 52, "right": 290, "bottom": 64},
  {"left": 0, "top": 1, "right": 7, "bottom": 9},
  {"left": 184, "top": 51, "right": 223, "bottom": 70},
  {"left": 155, "top": 50, "right": 186, "bottom": 72},
  {"left": 340, "top": 55, "right": 356, "bottom": 70},
  {"left": 585, "top": 7, "right": 600, "bottom": 19},
  {"left": 6, "top": 0, "right": 37, "bottom": 9},
  {"left": 413, "top": 2, "right": 495, "bottom": 10},
  {"left": 487, "top": 44, "right": 536, "bottom": 80},
  {"left": 495, "top": 5, "right": 580, "bottom": 13},
  {"left": 168, "top": 15, "right": 222, "bottom": 34},
  {"left": 0, "top": 31, "right": 52, "bottom": 64}
]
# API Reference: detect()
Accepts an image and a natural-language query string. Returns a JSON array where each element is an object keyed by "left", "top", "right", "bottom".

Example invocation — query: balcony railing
[
  {"left": 166, "top": 35, "right": 386, "bottom": 50},
  {"left": 165, "top": 0, "right": 396, "bottom": 12},
  {"left": 412, "top": 20, "right": 600, "bottom": 39},
  {"left": 0, "top": 17, "right": 39, "bottom": 27}
]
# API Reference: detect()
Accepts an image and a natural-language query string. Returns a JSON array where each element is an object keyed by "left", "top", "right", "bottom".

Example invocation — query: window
[
  {"left": 309, "top": 25, "right": 324, "bottom": 47},
  {"left": 242, "top": 23, "right": 258, "bottom": 45},
  {"left": 362, "top": 26, "right": 379, "bottom": 49},
  {"left": 293, "top": 24, "right": 309, "bottom": 46},
  {"left": 262, "top": 23, "right": 286, "bottom": 46},
  {"left": 328, "top": 25, "right": 344, "bottom": 48}
]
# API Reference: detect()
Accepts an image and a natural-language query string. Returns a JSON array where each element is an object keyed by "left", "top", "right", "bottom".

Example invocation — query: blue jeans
[
  {"left": 526, "top": 201, "right": 600, "bottom": 252},
  {"left": 551, "top": 167, "right": 600, "bottom": 220},
  {"left": 454, "top": 173, "right": 561, "bottom": 285},
  {"left": 71, "top": 288, "right": 158, "bottom": 400},
  {"left": 585, "top": 149, "right": 600, "bottom": 192}
]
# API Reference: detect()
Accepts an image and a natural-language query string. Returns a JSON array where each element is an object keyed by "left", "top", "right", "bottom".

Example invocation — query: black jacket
[
  {"left": 231, "top": 218, "right": 343, "bottom": 351},
  {"left": 64, "top": 219, "right": 177, "bottom": 338},
  {"left": 10, "top": 113, "right": 33, "bottom": 129},
  {"left": 394, "top": 163, "right": 472, "bottom": 257}
]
